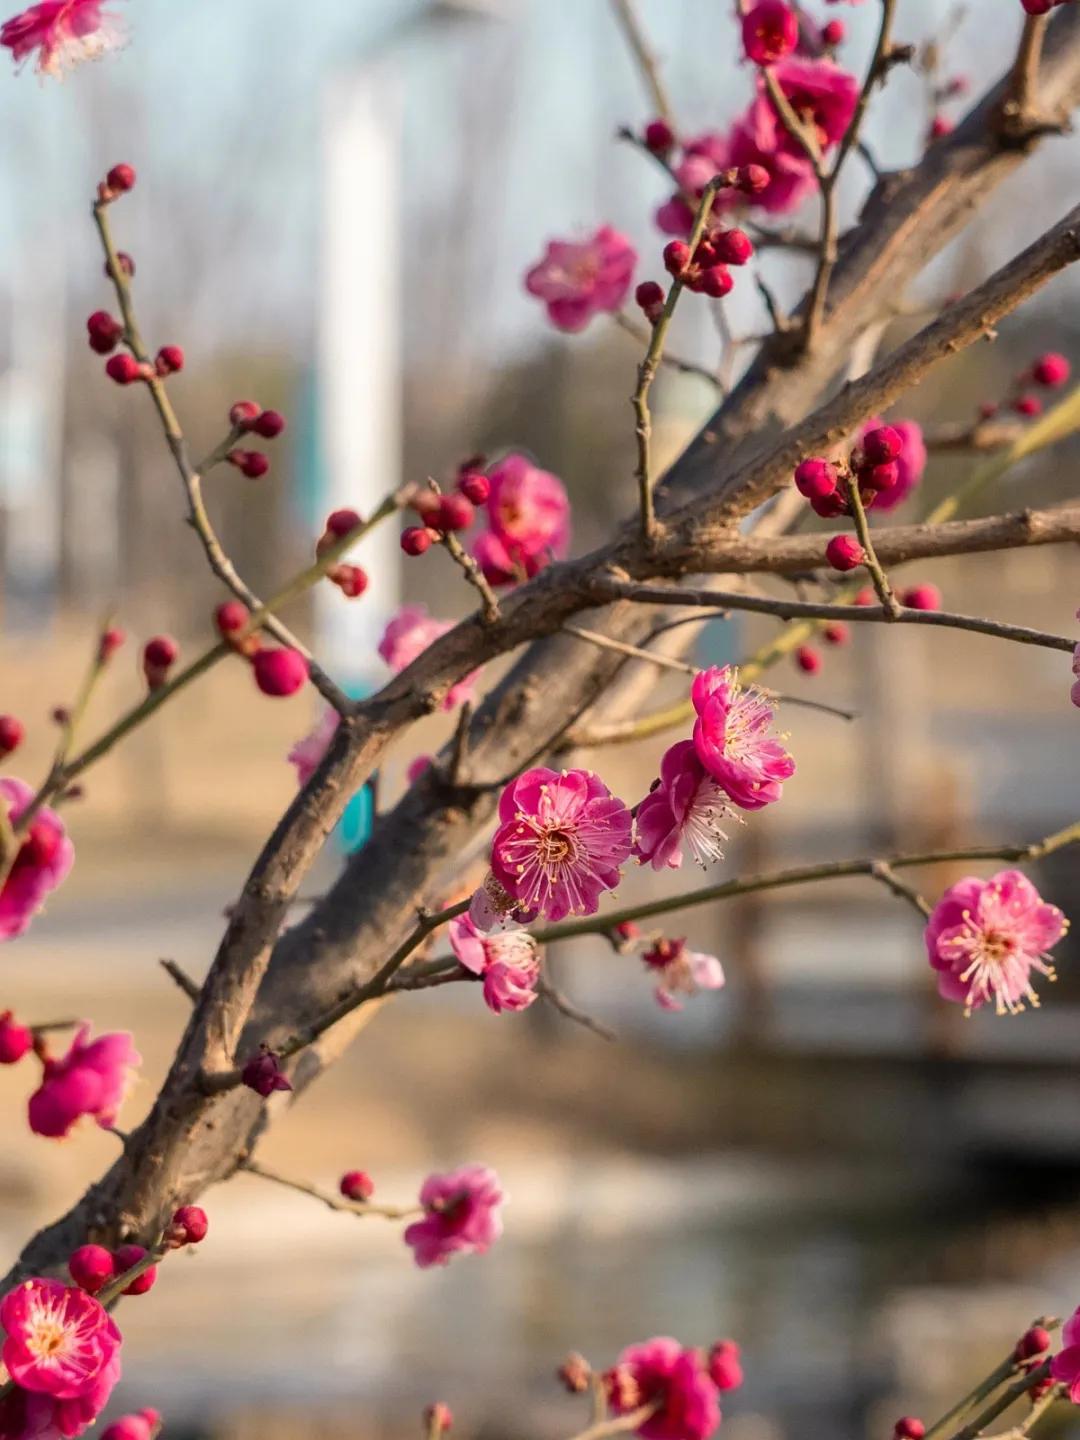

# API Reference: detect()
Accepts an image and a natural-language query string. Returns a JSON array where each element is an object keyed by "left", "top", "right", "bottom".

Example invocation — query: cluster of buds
[
  {"left": 645, "top": 226, "right": 754, "bottom": 307},
  {"left": 69, "top": 1241, "right": 157, "bottom": 1297},
  {"left": 225, "top": 400, "right": 286, "bottom": 480},
  {"left": 214, "top": 602, "right": 309, "bottom": 698},
  {"left": 792, "top": 620, "right": 851, "bottom": 678},
  {"left": 978, "top": 350, "right": 1071, "bottom": 424},
  {"left": 794, "top": 424, "right": 906, "bottom": 519},
  {"left": 400, "top": 457, "right": 487, "bottom": 557},
  {"left": 314, "top": 509, "right": 368, "bottom": 599},
  {"left": 640, "top": 119, "right": 768, "bottom": 199}
]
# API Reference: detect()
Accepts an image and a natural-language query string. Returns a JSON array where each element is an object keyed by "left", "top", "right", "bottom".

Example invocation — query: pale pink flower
[
  {"left": 643, "top": 939, "right": 726, "bottom": 1012},
  {"left": 727, "top": 101, "right": 818, "bottom": 214},
  {"left": 858, "top": 416, "right": 927, "bottom": 511},
  {"left": 449, "top": 914, "right": 540, "bottom": 1014},
  {"left": 0, "top": 1358, "right": 119, "bottom": 1440},
  {"left": 634, "top": 740, "right": 735, "bottom": 872},
  {"left": 525, "top": 227, "right": 637, "bottom": 332},
  {"left": 0, "top": 1279, "right": 121, "bottom": 1400},
  {"left": 691, "top": 667, "right": 795, "bottom": 810},
  {"left": 403, "top": 1164, "right": 504, "bottom": 1268},
  {"left": 608, "top": 1338, "right": 721, "bottom": 1440},
  {"left": 656, "top": 134, "right": 736, "bottom": 237},
  {"left": 490, "top": 767, "right": 633, "bottom": 923},
  {"left": 766, "top": 59, "right": 859, "bottom": 154},
  {"left": 1051, "top": 1307, "right": 1080, "bottom": 1402},
  {"left": 925, "top": 869, "right": 1067, "bottom": 1015},
  {"left": 378, "top": 604, "right": 477, "bottom": 711},
  {"left": 1, "top": 1, "right": 124, "bottom": 78},
  {"left": 480, "top": 453, "right": 571, "bottom": 579},
  {"left": 27, "top": 1024, "right": 140, "bottom": 1139},
  {"left": 0, "top": 779, "right": 74, "bottom": 942},
  {"left": 287, "top": 708, "right": 338, "bottom": 786}
]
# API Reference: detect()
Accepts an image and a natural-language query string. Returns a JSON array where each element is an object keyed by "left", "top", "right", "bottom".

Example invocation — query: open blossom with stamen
[
  {"left": 1, "top": 1, "right": 125, "bottom": 78},
  {"left": 0, "top": 1279, "right": 121, "bottom": 1400},
  {"left": 490, "top": 767, "right": 633, "bottom": 923},
  {"left": 449, "top": 915, "right": 540, "bottom": 1014},
  {"left": 643, "top": 939, "right": 726, "bottom": 1013},
  {"left": 525, "top": 227, "right": 637, "bottom": 332},
  {"left": 634, "top": 741, "right": 735, "bottom": 872},
  {"left": 378, "top": 605, "right": 477, "bottom": 711},
  {"left": 925, "top": 870, "right": 1067, "bottom": 1015},
  {"left": 0, "top": 779, "right": 74, "bottom": 942},
  {"left": 27, "top": 1025, "right": 140, "bottom": 1139},
  {"left": 608, "top": 1338, "right": 721, "bottom": 1440},
  {"left": 403, "top": 1165, "right": 504, "bottom": 1268},
  {"left": 287, "top": 708, "right": 338, "bottom": 786},
  {"left": 691, "top": 667, "right": 795, "bottom": 810},
  {"left": 475, "top": 453, "right": 571, "bottom": 583}
]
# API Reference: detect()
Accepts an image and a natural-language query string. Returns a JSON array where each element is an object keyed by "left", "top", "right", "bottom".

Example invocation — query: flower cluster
[
  {"left": 793, "top": 421, "right": 926, "bottom": 520},
  {"left": 924, "top": 869, "right": 1067, "bottom": 1016}
]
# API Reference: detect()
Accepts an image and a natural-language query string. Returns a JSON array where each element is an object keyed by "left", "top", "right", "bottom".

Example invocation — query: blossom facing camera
[
  {"left": 490, "top": 767, "right": 633, "bottom": 923},
  {"left": 525, "top": 227, "right": 637, "bottom": 332},
  {"left": 925, "top": 869, "right": 1067, "bottom": 1015},
  {"left": 608, "top": 1338, "right": 721, "bottom": 1440},
  {"left": 0, "top": 1277, "right": 121, "bottom": 1399},
  {"left": 634, "top": 741, "right": 734, "bottom": 872},
  {"left": 404, "top": 1165, "right": 504, "bottom": 1268}
]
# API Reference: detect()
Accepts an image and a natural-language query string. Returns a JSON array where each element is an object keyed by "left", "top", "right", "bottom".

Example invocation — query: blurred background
[{"left": 1, "top": 2, "right": 1079, "bottom": 1438}]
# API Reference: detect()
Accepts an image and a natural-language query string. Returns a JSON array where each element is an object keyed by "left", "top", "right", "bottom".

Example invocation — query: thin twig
[
  {"left": 442, "top": 531, "right": 500, "bottom": 623},
  {"left": 924, "top": 1318, "right": 1058, "bottom": 1440},
  {"left": 240, "top": 1160, "right": 420, "bottom": 1220},
  {"left": 613, "top": 312, "right": 722, "bottom": 387},
  {"left": 93, "top": 199, "right": 351, "bottom": 712},
  {"left": 844, "top": 475, "right": 902, "bottom": 616},
  {"left": 537, "top": 979, "right": 617, "bottom": 1041},
  {"left": 948, "top": 1363, "right": 1052, "bottom": 1440},
  {"left": 533, "top": 820, "right": 1080, "bottom": 944},
  {"left": 609, "top": 0, "right": 675, "bottom": 124},
  {"left": 564, "top": 1403, "right": 660, "bottom": 1440},
  {"left": 870, "top": 861, "right": 932, "bottom": 917},
  {"left": 160, "top": 959, "right": 202, "bottom": 1002}
]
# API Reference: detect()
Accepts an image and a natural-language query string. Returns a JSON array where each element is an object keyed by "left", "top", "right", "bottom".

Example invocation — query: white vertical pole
[{"left": 316, "top": 62, "right": 403, "bottom": 688}]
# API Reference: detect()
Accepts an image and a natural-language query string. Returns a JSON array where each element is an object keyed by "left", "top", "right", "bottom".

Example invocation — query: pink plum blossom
[
  {"left": 0, "top": 779, "right": 74, "bottom": 942},
  {"left": 643, "top": 939, "right": 726, "bottom": 1012},
  {"left": 287, "top": 708, "right": 338, "bottom": 786},
  {"left": 727, "top": 101, "right": 818, "bottom": 214},
  {"left": 656, "top": 134, "right": 735, "bottom": 236},
  {"left": 448, "top": 915, "right": 540, "bottom": 1014},
  {"left": 766, "top": 59, "right": 859, "bottom": 154},
  {"left": 1, "top": 0, "right": 124, "bottom": 78},
  {"left": 0, "top": 1279, "right": 121, "bottom": 1401},
  {"left": 608, "top": 1338, "right": 721, "bottom": 1440},
  {"left": 525, "top": 227, "right": 637, "bottom": 332},
  {"left": 403, "top": 1164, "right": 504, "bottom": 1268},
  {"left": 634, "top": 741, "right": 735, "bottom": 872},
  {"left": 490, "top": 767, "right": 633, "bottom": 923},
  {"left": 924, "top": 869, "right": 1067, "bottom": 1015},
  {"left": 858, "top": 416, "right": 927, "bottom": 511},
  {"left": 378, "top": 605, "right": 477, "bottom": 711},
  {"left": 475, "top": 453, "right": 571, "bottom": 583},
  {"left": 27, "top": 1025, "right": 140, "bottom": 1139},
  {"left": 1051, "top": 1306, "right": 1080, "bottom": 1402},
  {"left": 691, "top": 667, "right": 795, "bottom": 810},
  {"left": 0, "top": 1358, "right": 120, "bottom": 1440}
]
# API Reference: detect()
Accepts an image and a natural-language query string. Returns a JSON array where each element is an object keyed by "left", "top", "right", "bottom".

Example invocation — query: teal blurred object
[{"left": 340, "top": 681, "right": 376, "bottom": 853}]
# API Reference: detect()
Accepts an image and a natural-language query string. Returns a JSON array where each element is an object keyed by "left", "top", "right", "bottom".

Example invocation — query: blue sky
[{"left": 0, "top": 0, "right": 1075, "bottom": 366}]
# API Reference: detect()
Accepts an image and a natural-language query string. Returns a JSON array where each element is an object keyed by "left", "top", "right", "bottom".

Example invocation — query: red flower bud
[
  {"left": 155, "top": 345, "right": 184, "bottom": 376},
  {"left": 105, "top": 353, "right": 142, "bottom": 385},
  {"left": 825, "top": 534, "right": 865, "bottom": 572},
  {"left": 457, "top": 471, "right": 490, "bottom": 505},
  {"left": 663, "top": 241, "right": 691, "bottom": 278},
  {"left": 68, "top": 1244, "right": 117, "bottom": 1294},
  {"left": 229, "top": 400, "right": 262, "bottom": 430},
  {"left": 795, "top": 645, "right": 822, "bottom": 674},
  {"left": 862, "top": 425, "right": 902, "bottom": 463},
  {"left": 0, "top": 714, "right": 24, "bottom": 757},
  {"left": 701, "top": 265, "right": 734, "bottom": 299},
  {"left": 893, "top": 1421, "right": 925, "bottom": 1440},
  {"left": 143, "top": 635, "right": 179, "bottom": 689},
  {"left": 106, "top": 163, "right": 136, "bottom": 193},
  {"left": 401, "top": 526, "right": 433, "bottom": 557},
  {"left": 339, "top": 1170, "right": 374, "bottom": 1202},
  {"left": 329, "top": 564, "right": 369, "bottom": 598},
  {"left": 215, "top": 601, "right": 250, "bottom": 635},
  {"left": 1013, "top": 394, "right": 1043, "bottom": 418},
  {"left": 793, "top": 457, "right": 838, "bottom": 500},
  {"left": 167, "top": 1205, "right": 209, "bottom": 1247},
  {"left": 821, "top": 18, "right": 845, "bottom": 44},
  {"left": 113, "top": 1244, "right": 157, "bottom": 1296},
  {"left": 253, "top": 409, "right": 286, "bottom": 439},
  {"left": 253, "top": 647, "right": 308, "bottom": 697},
  {"left": 644, "top": 118, "right": 675, "bottom": 153},
  {"left": 823, "top": 621, "right": 850, "bottom": 646},
  {"left": 900, "top": 583, "right": 942, "bottom": 612},
  {"left": 227, "top": 449, "right": 270, "bottom": 480},
  {"left": 1032, "top": 351, "right": 1070, "bottom": 388},
  {"left": 0, "top": 1011, "right": 32, "bottom": 1065},
  {"left": 98, "top": 627, "right": 125, "bottom": 664},
  {"left": 736, "top": 164, "right": 770, "bottom": 195},
  {"left": 241, "top": 1049, "right": 292, "bottom": 1096},
  {"left": 434, "top": 493, "right": 475, "bottom": 533},
  {"left": 711, "top": 228, "right": 753, "bottom": 266}
]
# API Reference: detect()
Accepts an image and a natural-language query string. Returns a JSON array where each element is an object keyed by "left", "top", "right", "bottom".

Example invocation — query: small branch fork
[{"left": 609, "top": 0, "right": 675, "bottom": 124}]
